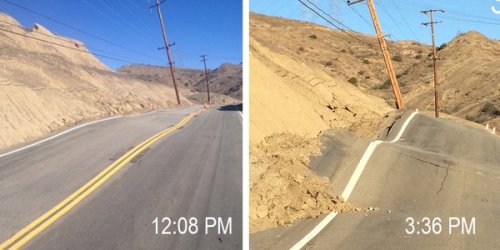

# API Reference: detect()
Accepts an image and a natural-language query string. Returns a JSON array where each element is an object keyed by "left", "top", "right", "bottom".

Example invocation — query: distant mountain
[{"left": 118, "top": 63, "right": 242, "bottom": 103}]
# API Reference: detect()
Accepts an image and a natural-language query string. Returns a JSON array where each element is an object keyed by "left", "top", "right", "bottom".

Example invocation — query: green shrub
[
  {"left": 438, "top": 43, "right": 447, "bottom": 51},
  {"left": 309, "top": 34, "right": 317, "bottom": 39},
  {"left": 363, "top": 59, "right": 370, "bottom": 64},
  {"left": 481, "top": 102, "right": 499, "bottom": 115},
  {"left": 324, "top": 61, "right": 333, "bottom": 66},
  {"left": 348, "top": 77, "right": 358, "bottom": 85},
  {"left": 341, "top": 49, "right": 347, "bottom": 53},
  {"left": 374, "top": 79, "right": 391, "bottom": 89},
  {"left": 298, "top": 47, "right": 304, "bottom": 52},
  {"left": 392, "top": 55, "right": 403, "bottom": 62},
  {"left": 415, "top": 54, "right": 422, "bottom": 59}
]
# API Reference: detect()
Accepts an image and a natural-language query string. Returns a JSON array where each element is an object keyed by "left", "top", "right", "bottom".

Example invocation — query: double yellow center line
[{"left": 0, "top": 109, "right": 203, "bottom": 249}]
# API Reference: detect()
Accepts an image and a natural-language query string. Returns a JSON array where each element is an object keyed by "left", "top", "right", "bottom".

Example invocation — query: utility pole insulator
[
  {"left": 200, "top": 55, "right": 211, "bottom": 104},
  {"left": 349, "top": 0, "right": 405, "bottom": 109},
  {"left": 152, "top": 0, "right": 181, "bottom": 105},
  {"left": 421, "top": 9, "right": 445, "bottom": 118}
]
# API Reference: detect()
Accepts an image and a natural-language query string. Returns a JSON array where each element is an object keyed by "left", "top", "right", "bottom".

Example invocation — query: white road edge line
[
  {"left": 290, "top": 110, "right": 418, "bottom": 250},
  {"left": 0, "top": 116, "right": 122, "bottom": 159}
]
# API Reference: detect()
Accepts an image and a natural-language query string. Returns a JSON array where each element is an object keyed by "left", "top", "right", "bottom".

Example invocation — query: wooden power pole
[
  {"left": 200, "top": 55, "right": 211, "bottom": 104},
  {"left": 421, "top": 9, "right": 444, "bottom": 118},
  {"left": 152, "top": 0, "right": 181, "bottom": 105},
  {"left": 348, "top": 0, "right": 404, "bottom": 109}
]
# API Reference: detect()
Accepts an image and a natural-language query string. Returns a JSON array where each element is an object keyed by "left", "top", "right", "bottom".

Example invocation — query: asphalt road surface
[
  {"left": 251, "top": 111, "right": 500, "bottom": 249},
  {"left": 0, "top": 105, "right": 242, "bottom": 249}
]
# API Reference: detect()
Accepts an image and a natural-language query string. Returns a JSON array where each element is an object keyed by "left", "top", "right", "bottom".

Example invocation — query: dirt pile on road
[
  {"left": 118, "top": 63, "right": 242, "bottom": 104},
  {"left": 250, "top": 133, "right": 357, "bottom": 233},
  {"left": 0, "top": 13, "right": 189, "bottom": 150}
]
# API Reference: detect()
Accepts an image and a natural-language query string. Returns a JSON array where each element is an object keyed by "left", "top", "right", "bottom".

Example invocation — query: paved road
[
  {"left": 0, "top": 105, "right": 242, "bottom": 249},
  {"left": 251, "top": 112, "right": 500, "bottom": 249}
]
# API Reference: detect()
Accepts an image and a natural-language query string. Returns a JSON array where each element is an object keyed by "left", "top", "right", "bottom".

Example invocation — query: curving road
[
  {"left": 0, "top": 105, "right": 242, "bottom": 249},
  {"left": 251, "top": 111, "right": 500, "bottom": 249}
]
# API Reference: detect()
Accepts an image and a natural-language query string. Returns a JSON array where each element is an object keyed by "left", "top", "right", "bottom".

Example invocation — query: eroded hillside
[
  {"left": 0, "top": 13, "right": 189, "bottom": 150},
  {"left": 250, "top": 13, "right": 499, "bottom": 126}
]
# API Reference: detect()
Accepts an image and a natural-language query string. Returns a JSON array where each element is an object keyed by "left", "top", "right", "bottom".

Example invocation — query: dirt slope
[
  {"left": 250, "top": 13, "right": 394, "bottom": 232},
  {"left": 118, "top": 63, "right": 242, "bottom": 103},
  {"left": 0, "top": 13, "right": 189, "bottom": 150},
  {"left": 251, "top": 13, "right": 499, "bottom": 126},
  {"left": 250, "top": 13, "right": 393, "bottom": 144},
  {"left": 400, "top": 31, "right": 500, "bottom": 125}
]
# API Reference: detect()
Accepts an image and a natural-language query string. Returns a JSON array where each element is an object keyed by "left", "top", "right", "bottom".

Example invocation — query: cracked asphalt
[{"left": 252, "top": 112, "right": 500, "bottom": 249}]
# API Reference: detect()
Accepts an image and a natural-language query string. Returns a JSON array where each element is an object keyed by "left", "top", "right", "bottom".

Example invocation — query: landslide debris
[{"left": 250, "top": 133, "right": 359, "bottom": 233}]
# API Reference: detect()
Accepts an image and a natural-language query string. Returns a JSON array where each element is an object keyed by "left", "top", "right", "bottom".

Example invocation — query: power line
[
  {"left": 348, "top": 0, "right": 404, "bottom": 109},
  {"left": 0, "top": 19, "right": 163, "bottom": 64},
  {"left": 306, "top": 0, "right": 352, "bottom": 31},
  {"left": 421, "top": 9, "right": 444, "bottom": 118},
  {"left": 2, "top": 0, "right": 160, "bottom": 62},
  {"left": 348, "top": 3, "right": 372, "bottom": 29},
  {"left": 443, "top": 15, "right": 500, "bottom": 26},
  {"left": 298, "top": 0, "right": 365, "bottom": 43},
  {"left": 388, "top": 0, "right": 420, "bottom": 41},
  {"left": 151, "top": 0, "right": 181, "bottom": 105},
  {"left": 200, "top": 55, "right": 211, "bottom": 104},
  {"left": 95, "top": 0, "right": 158, "bottom": 44},
  {"left": 116, "top": 0, "right": 157, "bottom": 35},
  {"left": 80, "top": 0, "right": 157, "bottom": 46},
  {"left": 0, "top": 27, "right": 147, "bottom": 65},
  {"left": 372, "top": 0, "right": 397, "bottom": 38}
]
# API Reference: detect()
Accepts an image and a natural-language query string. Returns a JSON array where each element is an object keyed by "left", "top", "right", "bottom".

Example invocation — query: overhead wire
[
  {"left": 0, "top": 26, "right": 146, "bottom": 64},
  {"left": 442, "top": 16, "right": 500, "bottom": 26},
  {"left": 80, "top": 0, "right": 157, "bottom": 46},
  {"left": 95, "top": 0, "right": 158, "bottom": 44},
  {"left": 348, "top": 3, "right": 372, "bottom": 30},
  {"left": 388, "top": 0, "right": 421, "bottom": 41},
  {"left": 372, "top": 0, "right": 396, "bottom": 38},
  {"left": 297, "top": 0, "right": 368, "bottom": 44},
  {"left": 2, "top": 0, "right": 160, "bottom": 61},
  {"left": 306, "top": 0, "right": 353, "bottom": 31},
  {"left": 116, "top": 0, "right": 158, "bottom": 36}
]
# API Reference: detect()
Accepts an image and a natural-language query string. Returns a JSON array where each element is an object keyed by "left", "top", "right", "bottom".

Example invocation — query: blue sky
[
  {"left": 251, "top": 0, "right": 500, "bottom": 46},
  {"left": 0, "top": 0, "right": 242, "bottom": 69}
]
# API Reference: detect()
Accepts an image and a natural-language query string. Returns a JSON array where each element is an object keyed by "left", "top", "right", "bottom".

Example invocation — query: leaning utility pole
[
  {"left": 200, "top": 55, "right": 211, "bottom": 104},
  {"left": 348, "top": 0, "right": 404, "bottom": 109},
  {"left": 152, "top": 0, "right": 181, "bottom": 105},
  {"left": 421, "top": 9, "right": 444, "bottom": 118}
]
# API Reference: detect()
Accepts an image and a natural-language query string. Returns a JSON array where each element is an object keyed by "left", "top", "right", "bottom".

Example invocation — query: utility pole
[
  {"left": 348, "top": 0, "right": 404, "bottom": 109},
  {"left": 151, "top": 0, "right": 181, "bottom": 105},
  {"left": 200, "top": 55, "right": 211, "bottom": 104},
  {"left": 421, "top": 9, "right": 444, "bottom": 118}
]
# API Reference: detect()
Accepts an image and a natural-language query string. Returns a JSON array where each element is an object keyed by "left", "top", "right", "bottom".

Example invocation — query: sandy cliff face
[
  {"left": 0, "top": 13, "right": 189, "bottom": 150},
  {"left": 250, "top": 13, "right": 392, "bottom": 144}
]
